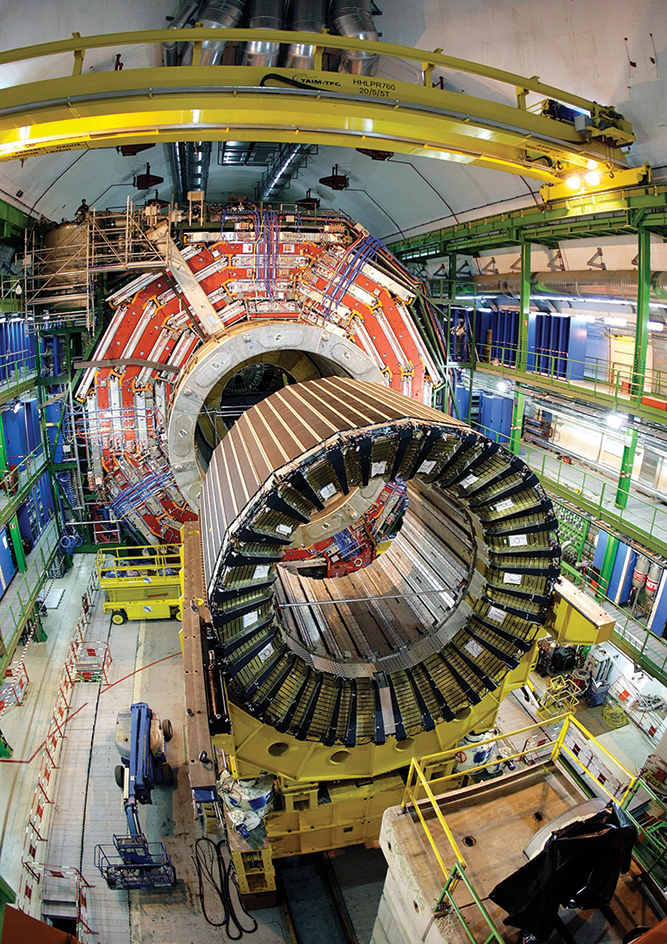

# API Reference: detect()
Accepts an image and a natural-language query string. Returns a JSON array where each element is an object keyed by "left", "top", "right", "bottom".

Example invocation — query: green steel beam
[
  {"left": 509, "top": 390, "right": 525, "bottom": 455},
  {"left": 0, "top": 375, "right": 37, "bottom": 409},
  {"left": 615, "top": 426, "right": 638, "bottom": 510},
  {"left": 596, "top": 533, "right": 618, "bottom": 603},
  {"left": 470, "top": 360, "right": 667, "bottom": 429},
  {"left": 632, "top": 227, "right": 651, "bottom": 398},
  {"left": 389, "top": 183, "right": 667, "bottom": 260},
  {"left": 518, "top": 242, "right": 531, "bottom": 373},
  {"left": 540, "top": 473, "right": 667, "bottom": 559},
  {"left": 0, "top": 197, "right": 30, "bottom": 245},
  {"left": 7, "top": 514, "right": 26, "bottom": 572}
]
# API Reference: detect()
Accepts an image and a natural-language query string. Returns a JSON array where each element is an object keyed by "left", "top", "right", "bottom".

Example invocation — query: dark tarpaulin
[{"left": 489, "top": 802, "right": 637, "bottom": 943}]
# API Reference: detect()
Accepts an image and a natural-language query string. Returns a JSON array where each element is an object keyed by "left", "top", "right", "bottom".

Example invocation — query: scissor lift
[{"left": 96, "top": 545, "right": 182, "bottom": 624}]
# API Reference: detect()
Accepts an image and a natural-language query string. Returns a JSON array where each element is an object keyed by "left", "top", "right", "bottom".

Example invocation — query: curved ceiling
[{"left": 0, "top": 0, "right": 664, "bottom": 241}]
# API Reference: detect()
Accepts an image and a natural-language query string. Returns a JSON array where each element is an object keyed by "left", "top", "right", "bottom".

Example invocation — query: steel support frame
[
  {"left": 509, "top": 389, "right": 525, "bottom": 455},
  {"left": 615, "top": 426, "right": 638, "bottom": 510},
  {"left": 596, "top": 534, "right": 618, "bottom": 603},
  {"left": 632, "top": 227, "right": 651, "bottom": 398}
]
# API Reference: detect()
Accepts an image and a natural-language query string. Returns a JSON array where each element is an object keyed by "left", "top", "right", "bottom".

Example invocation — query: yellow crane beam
[{"left": 0, "top": 29, "right": 635, "bottom": 187}]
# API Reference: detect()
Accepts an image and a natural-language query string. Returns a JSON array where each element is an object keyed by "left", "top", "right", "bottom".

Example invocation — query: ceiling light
[
  {"left": 606, "top": 412, "right": 627, "bottom": 430},
  {"left": 649, "top": 321, "right": 664, "bottom": 331},
  {"left": 566, "top": 175, "right": 581, "bottom": 190},
  {"left": 585, "top": 171, "right": 601, "bottom": 186},
  {"left": 497, "top": 380, "right": 510, "bottom": 393},
  {"left": 603, "top": 316, "right": 627, "bottom": 326}
]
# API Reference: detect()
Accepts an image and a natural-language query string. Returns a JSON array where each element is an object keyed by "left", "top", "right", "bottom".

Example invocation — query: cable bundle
[
  {"left": 193, "top": 837, "right": 258, "bottom": 940},
  {"left": 320, "top": 234, "right": 386, "bottom": 322},
  {"left": 109, "top": 468, "right": 174, "bottom": 520}
]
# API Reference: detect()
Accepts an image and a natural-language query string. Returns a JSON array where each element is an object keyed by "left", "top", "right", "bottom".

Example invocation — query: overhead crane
[
  {"left": 0, "top": 27, "right": 642, "bottom": 198},
  {"left": 2, "top": 17, "right": 634, "bottom": 901}
]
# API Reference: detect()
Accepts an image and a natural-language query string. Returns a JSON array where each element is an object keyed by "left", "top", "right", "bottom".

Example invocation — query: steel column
[
  {"left": 509, "top": 389, "right": 525, "bottom": 455},
  {"left": 632, "top": 227, "right": 651, "bottom": 399},
  {"left": 518, "top": 241, "right": 531, "bottom": 373},
  {"left": 615, "top": 426, "right": 638, "bottom": 510},
  {"left": 596, "top": 534, "right": 618, "bottom": 602},
  {"left": 7, "top": 515, "right": 26, "bottom": 572}
]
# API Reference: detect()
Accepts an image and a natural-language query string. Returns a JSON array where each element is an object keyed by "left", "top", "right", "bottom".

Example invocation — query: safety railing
[
  {"left": 17, "top": 566, "right": 99, "bottom": 941},
  {"left": 401, "top": 713, "right": 639, "bottom": 944},
  {"left": 0, "top": 27, "right": 605, "bottom": 120},
  {"left": 0, "top": 519, "right": 59, "bottom": 679},
  {"left": 467, "top": 410, "right": 667, "bottom": 557},
  {"left": 450, "top": 335, "right": 667, "bottom": 415},
  {"left": 521, "top": 442, "right": 667, "bottom": 551},
  {"left": 553, "top": 559, "right": 667, "bottom": 688}
]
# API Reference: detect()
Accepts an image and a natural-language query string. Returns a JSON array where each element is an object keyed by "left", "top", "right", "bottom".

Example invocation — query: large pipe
[
  {"left": 285, "top": 0, "right": 328, "bottom": 70},
  {"left": 163, "top": 1, "right": 202, "bottom": 201},
  {"left": 199, "top": 0, "right": 245, "bottom": 65},
  {"left": 260, "top": 144, "right": 308, "bottom": 202},
  {"left": 333, "top": 0, "right": 380, "bottom": 76},
  {"left": 163, "top": 0, "right": 201, "bottom": 67},
  {"left": 472, "top": 270, "right": 667, "bottom": 303},
  {"left": 243, "top": 0, "right": 285, "bottom": 67}
]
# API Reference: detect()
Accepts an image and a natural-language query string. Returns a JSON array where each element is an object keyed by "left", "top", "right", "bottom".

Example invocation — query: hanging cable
[{"left": 193, "top": 836, "right": 258, "bottom": 940}]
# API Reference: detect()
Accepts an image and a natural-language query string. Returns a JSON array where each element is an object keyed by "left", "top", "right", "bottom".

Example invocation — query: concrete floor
[
  {"left": 1, "top": 549, "right": 665, "bottom": 943},
  {"left": 0, "top": 556, "right": 291, "bottom": 943}
]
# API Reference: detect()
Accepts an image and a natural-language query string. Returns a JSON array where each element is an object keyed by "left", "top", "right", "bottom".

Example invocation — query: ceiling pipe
[
  {"left": 179, "top": 1, "right": 247, "bottom": 196},
  {"left": 472, "top": 270, "right": 667, "bottom": 303},
  {"left": 163, "top": 0, "right": 201, "bottom": 67},
  {"left": 260, "top": 144, "right": 308, "bottom": 202},
  {"left": 243, "top": 0, "right": 285, "bottom": 67},
  {"left": 332, "top": 0, "right": 380, "bottom": 76},
  {"left": 199, "top": 0, "right": 246, "bottom": 65},
  {"left": 163, "top": 1, "right": 202, "bottom": 201},
  {"left": 285, "top": 0, "right": 328, "bottom": 70}
]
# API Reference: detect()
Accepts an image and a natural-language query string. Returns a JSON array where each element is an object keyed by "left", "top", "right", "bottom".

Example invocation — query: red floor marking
[
  {"left": 100, "top": 650, "right": 181, "bottom": 694},
  {"left": 0, "top": 702, "right": 89, "bottom": 764}
]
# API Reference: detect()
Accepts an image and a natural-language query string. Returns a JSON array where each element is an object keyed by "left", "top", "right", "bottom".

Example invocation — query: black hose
[
  {"left": 260, "top": 72, "right": 315, "bottom": 90},
  {"left": 193, "top": 836, "right": 258, "bottom": 940}
]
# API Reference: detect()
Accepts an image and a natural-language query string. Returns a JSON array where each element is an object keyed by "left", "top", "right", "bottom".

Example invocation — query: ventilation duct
[
  {"left": 472, "top": 270, "right": 667, "bottom": 303},
  {"left": 243, "top": 0, "right": 285, "bottom": 67},
  {"left": 163, "top": 0, "right": 201, "bottom": 68},
  {"left": 163, "top": 1, "right": 202, "bottom": 201},
  {"left": 285, "top": 0, "right": 327, "bottom": 70},
  {"left": 333, "top": 0, "right": 380, "bottom": 76},
  {"left": 199, "top": 0, "right": 246, "bottom": 65},
  {"left": 186, "top": 141, "right": 213, "bottom": 193}
]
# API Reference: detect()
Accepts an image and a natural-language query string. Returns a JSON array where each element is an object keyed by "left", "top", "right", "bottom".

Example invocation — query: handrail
[
  {"left": 0, "top": 28, "right": 608, "bottom": 115},
  {"left": 401, "top": 713, "right": 642, "bottom": 944}
]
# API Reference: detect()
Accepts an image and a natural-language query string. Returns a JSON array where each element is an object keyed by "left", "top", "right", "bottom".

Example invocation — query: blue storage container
[
  {"left": 0, "top": 526, "right": 16, "bottom": 599},
  {"left": 477, "top": 392, "right": 512, "bottom": 444}
]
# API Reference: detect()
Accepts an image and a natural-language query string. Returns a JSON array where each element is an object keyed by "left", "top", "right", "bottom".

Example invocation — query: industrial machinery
[
  {"left": 96, "top": 546, "right": 182, "bottom": 623},
  {"left": 75, "top": 204, "right": 615, "bottom": 899},
  {"left": 94, "top": 702, "right": 176, "bottom": 889}
]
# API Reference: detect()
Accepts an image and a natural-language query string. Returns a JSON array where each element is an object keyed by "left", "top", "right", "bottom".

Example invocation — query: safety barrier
[
  {"left": 0, "top": 661, "right": 28, "bottom": 710},
  {"left": 16, "top": 567, "right": 100, "bottom": 942},
  {"left": 75, "top": 641, "right": 112, "bottom": 684},
  {"left": 401, "top": 712, "right": 639, "bottom": 944},
  {"left": 0, "top": 619, "right": 38, "bottom": 727}
]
